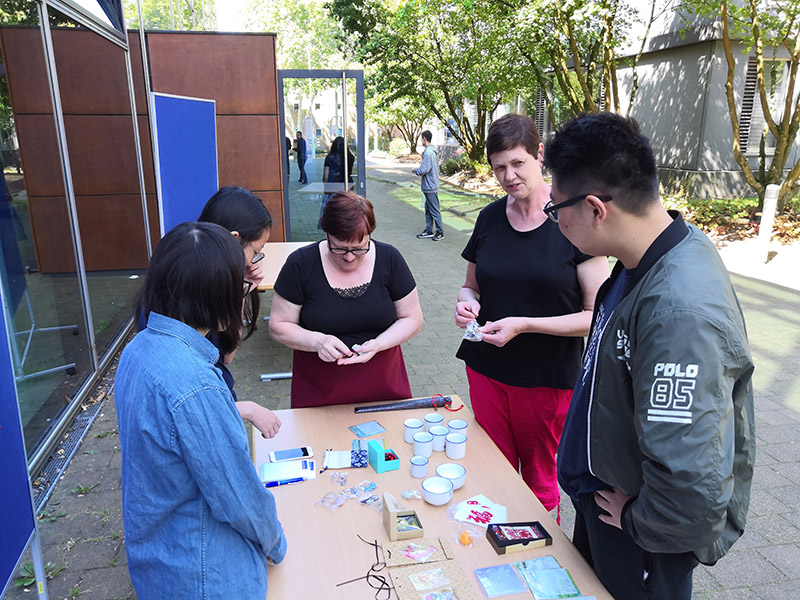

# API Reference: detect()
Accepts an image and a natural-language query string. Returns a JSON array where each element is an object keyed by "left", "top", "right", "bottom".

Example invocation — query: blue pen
[{"left": 264, "top": 477, "right": 304, "bottom": 488}]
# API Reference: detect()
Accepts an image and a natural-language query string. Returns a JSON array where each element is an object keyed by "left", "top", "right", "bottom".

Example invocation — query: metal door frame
[{"left": 277, "top": 70, "right": 365, "bottom": 241}]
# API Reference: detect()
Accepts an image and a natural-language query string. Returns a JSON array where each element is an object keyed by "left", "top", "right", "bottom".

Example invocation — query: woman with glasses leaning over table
[
  {"left": 270, "top": 190, "right": 423, "bottom": 407},
  {"left": 116, "top": 222, "right": 287, "bottom": 600},
  {"left": 136, "top": 186, "right": 281, "bottom": 439},
  {"left": 453, "top": 113, "right": 608, "bottom": 520}
]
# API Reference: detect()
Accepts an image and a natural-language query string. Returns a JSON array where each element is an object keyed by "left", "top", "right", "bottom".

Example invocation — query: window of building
[{"left": 740, "top": 57, "right": 789, "bottom": 155}]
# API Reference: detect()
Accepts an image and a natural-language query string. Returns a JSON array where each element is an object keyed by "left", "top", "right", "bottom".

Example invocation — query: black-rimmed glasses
[
  {"left": 251, "top": 251, "right": 265, "bottom": 264},
  {"left": 327, "top": 235, "right": 371, "bottom": 256},
  {"left": 543, "top": 194, "right": 612, "bottom": 223}
]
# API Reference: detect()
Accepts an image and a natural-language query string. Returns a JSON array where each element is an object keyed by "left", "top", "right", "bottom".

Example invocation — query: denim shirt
[{"left": 115, "top": 312, "right": 287, "bottom": 600}]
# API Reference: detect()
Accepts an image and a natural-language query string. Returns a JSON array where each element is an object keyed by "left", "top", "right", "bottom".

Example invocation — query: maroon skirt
[{"left": 290, "top": 345, "right": 412, "bottom": 408}]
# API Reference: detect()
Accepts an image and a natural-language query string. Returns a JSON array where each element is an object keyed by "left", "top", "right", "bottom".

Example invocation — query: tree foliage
[
  {"left": 330, "top": 0, "right": 519, "bottom": 160},
  {"left": 367, "top": 91, "right": 430, "bottom": 154},
  {"left": 246, "top": 0, "right": 352, "bottom": 70},
  {"left": 684, "top": 0, "right": 800, "bottom": 209},
  {"left": 507, "top": 0, "right": 665, "bottom": 122},
  {"left": 122, "top": 0, "right": 216, "bottom": 31}
]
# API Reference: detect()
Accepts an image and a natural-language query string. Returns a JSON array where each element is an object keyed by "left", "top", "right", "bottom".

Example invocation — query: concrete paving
[{"left": 5, "top": 159, "right": 800, "bottom": 599}]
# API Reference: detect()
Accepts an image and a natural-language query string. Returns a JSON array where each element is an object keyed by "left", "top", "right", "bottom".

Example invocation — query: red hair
[{"left": 320, "top": 191, "right": 376, "bottom": 241}]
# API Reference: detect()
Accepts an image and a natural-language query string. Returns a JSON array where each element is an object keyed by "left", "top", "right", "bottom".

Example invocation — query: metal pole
[
  {"left": 130, "top": 0, "right": 153, "bottom": 258},
  {"left": 758, "top": 184, "right": 780, "bottom": 263},
  {"left": 38, "top": 0, "right": 98, "bottom": 367},
  {"left": 341, "top": 72, "right": 348, "bottom": 185}
]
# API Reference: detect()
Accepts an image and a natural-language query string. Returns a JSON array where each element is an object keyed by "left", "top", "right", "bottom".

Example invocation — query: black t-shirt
[
  {"left": 324, "top": 153, "right": 354, "bottom": 183},
  {"left": 455, "top": 196, "right": 593, "bottom": 388},
  {"left": 274, "top": 240, "right": 416, "bottom": 348}
]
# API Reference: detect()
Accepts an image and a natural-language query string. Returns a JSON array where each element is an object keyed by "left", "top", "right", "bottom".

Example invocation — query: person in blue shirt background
[
  {"left": 116, "top": 222, "right": 287, "bottom": 600},
  {"left": 294, "top": 130, "right": 308, "bottom": 184}
]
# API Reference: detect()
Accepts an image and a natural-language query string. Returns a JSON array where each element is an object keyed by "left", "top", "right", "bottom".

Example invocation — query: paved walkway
[{"left": 6, "top": 161, "right": 800, "bottom": 599}]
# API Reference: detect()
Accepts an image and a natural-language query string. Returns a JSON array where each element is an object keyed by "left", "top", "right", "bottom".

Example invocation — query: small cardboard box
[
  {"left": 383, "top": 493, "right": 424, "bottom": 541},
  {"left": 486, "top": 521, "right": 553, "bottom": 555},
  {"left": 368, "top": 439, "right": 400, "bottom": 474}
]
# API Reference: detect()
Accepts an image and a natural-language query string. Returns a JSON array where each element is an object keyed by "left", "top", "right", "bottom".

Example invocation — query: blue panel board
[
  {"left": 0, "top": 284, "right": 36, "bottom": 592},
  {"left": 152, "top": 93, "right": 218, "bottom": 235}
]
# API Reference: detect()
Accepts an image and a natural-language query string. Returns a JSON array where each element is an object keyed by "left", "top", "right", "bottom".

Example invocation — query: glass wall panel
[
  {"left": 284, "top": 76, "right": 362, "bottom": 241},
  {"left": 0, "top": 15, "right": 93, "bottom": 455},
  {"left": 48, "top": 8, "right": 149, "bottom": 356}
]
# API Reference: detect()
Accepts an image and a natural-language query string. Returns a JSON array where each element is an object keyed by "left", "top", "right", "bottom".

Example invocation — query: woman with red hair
[{"left": 270, "top": 191, "right": 423, "bottom": 407}]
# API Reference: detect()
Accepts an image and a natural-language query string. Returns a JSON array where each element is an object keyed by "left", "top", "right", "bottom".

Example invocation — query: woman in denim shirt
[{"left": 116, "top": 222, "right": 287, "bottom": 599}]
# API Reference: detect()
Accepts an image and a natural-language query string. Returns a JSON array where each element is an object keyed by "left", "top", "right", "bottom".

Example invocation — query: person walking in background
[
  {"left": 294, "top": 130, "right": 308, "bottom": 184},
  {"left": 285, "top": 135, "right": 292, "bottom": 179},
  {"left": 454, "top": 113, "right": 608, "bottom": 521},
  {"left": 413, "top": 130, "right": 444, "bottom": 241},
  {"left": 549, "top": 112, "right": 754, "bottom": 599}
]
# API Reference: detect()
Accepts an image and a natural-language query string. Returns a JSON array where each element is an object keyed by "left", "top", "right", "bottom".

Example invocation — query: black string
[{"left": 335, "top": 535, "right": 394, "bottom": 600}]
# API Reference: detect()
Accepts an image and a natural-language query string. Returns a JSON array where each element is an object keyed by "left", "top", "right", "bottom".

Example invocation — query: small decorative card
[
  {"left": 487, "top": 521, "right": 553, "bottom": 554},
  {"left": 474, "top": 564, "right": 527, "bottom": 598},
  {"left": 349, "top": 420, "right": 386, "bottom": 438},
  {"left": 519, "top": 567, "right": 581, "bottom": 599},
  {"left": 453, "top": 494, "right": 507, "bottom": 528}
]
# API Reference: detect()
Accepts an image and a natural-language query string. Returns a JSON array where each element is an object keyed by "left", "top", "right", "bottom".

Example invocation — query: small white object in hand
[{"left": 464, "top": 320, "right": 482, "bottom": 342}]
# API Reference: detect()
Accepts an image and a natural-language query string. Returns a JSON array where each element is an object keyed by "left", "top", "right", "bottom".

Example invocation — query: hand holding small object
[
  {"left": 338, "top": 340, "right": 379, "bottom": 365},
  {"left": 455, "top": 300, "right": 480, "bottom": 329},
  {"left": 316, "top": 334, "right": 352, "bottom": 362},
  {"left": 478, "top": 317, "right": 522, "bottom": 348}
]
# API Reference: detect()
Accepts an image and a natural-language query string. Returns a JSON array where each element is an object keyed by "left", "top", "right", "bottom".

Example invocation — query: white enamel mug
[
  {"left": 445, "top": 432, "right": 467, "bottom": 460},
  {"left": 429, "top": 425, "right": 449, "bottom": 452},
  {"left": 447, "top": 418, "right": 469, "bottom": 436},
  {"left": 410, "top": 455, "right": 428, "bottom": 478},
  {"left": 413, "top": 431, "right": 434, "bottom": 458},
  {"left": 424, "top": 412, "right": 444, "bottom": 432},
  {"left": 404, "top": 418, "right": 424, "bottom": 444}
]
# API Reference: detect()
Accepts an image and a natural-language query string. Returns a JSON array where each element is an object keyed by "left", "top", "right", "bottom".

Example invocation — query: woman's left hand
[
  {"left": 479, "top": 317, "right": 523, "bottom": 348},
  {"left": 236, "top": 401, "right": 282, "bottom": 439},
  {"left": 246, "top": 261, "right": 265, "bottom": 290},
  {"left": 337, "top": 339, "right": 380, "bottom": 365}
]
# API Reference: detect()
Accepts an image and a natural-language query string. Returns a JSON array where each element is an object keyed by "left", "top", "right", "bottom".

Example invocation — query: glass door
[{"left": 278, "top": 70, "right": 365, "bottom": 241}]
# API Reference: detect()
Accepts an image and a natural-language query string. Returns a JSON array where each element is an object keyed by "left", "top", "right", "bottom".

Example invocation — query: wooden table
[
  {"left": 251, "top": 397, "right": 612, "bottom": 599},
  {"left": 258, "top": 241, "right": 309, "bottom": 291},
  {"left": 298, "top": 182, "right": 354, "bottom": 195}
]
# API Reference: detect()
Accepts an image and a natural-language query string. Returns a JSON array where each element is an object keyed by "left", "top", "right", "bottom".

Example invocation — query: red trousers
[{"left": 466, "top": 367, "right": 572, "bottom": 511}]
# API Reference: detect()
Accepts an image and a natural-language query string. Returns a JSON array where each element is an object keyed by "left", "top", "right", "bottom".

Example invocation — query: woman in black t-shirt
[
  {"left": 270, "top": 191, "right": 423, "bottom": 408},
  {"left": 454, "top": 114, "right": 608, "bottom": 518}
]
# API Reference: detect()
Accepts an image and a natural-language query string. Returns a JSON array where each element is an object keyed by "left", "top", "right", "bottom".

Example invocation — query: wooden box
[
  {"left": 486, "top": 521, "right": 553, "bottom": 555},
  {"left": 382, "top": 493, "right": 424, "bottom": 541}
]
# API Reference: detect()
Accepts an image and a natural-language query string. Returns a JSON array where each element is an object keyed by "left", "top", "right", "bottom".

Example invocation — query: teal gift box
[{"left": 368, "top": 439, "right": 400, "bottom": 474}]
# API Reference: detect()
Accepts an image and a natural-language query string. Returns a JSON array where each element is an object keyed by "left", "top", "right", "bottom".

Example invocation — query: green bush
[
  {"left": 441, "top": 154, "right": 468, "bottom": 176},
  {"left": 468, "top": 159, "right": 492, "bottom": 177},
  {"left": 388, "top": 138, "right": 409, "bottom": 157}
]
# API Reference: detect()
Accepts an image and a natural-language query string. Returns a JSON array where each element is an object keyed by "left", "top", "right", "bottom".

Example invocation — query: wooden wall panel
[
  {"left": 147, "top": 33, "right": 277, "bottom": 115},
  {"left": 63, "top": 115, "right": 142, "bottom": 196},
  {"left": 27, "top": 196, "right": 75, "bottom": 273},
  {"left": 254, "top": 191, "right": 285, "bottom": 243},
  {"left": 217, "top": 115, "right": 282, "bottom": 192},
  {"left": 75, "top": 195, "right": 149, "bottom": 270},
  {"left": 0, "top": 28, "right": 51, "bottom": 114},
  {"left": 13, "top": 115, "right": 64, "bottom": 197},
  {"left": 51, "top": 29, "right": 131, "bottom": 115}
]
